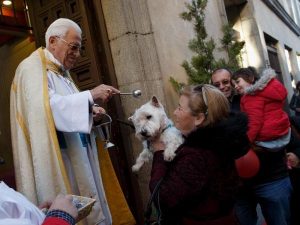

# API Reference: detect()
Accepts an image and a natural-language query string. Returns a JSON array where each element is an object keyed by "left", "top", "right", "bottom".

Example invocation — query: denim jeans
[{"left": 235, "top": 177, "right": 292, "bottom": 225}]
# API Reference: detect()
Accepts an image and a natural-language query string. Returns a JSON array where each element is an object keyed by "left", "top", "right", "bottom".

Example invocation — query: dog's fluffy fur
[{"left": 129, "top": 96, "right": 184, "bottom": 172}]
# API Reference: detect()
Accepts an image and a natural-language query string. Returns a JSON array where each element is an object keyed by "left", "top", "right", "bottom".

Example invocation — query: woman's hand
[{"left": 150, "top": 138, "right": 165, "bottom": 152}]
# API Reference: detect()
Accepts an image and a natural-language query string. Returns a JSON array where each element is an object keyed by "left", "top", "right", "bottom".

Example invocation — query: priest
[{"left": 10, "top": 18, "right": 134, "bottom": 225}]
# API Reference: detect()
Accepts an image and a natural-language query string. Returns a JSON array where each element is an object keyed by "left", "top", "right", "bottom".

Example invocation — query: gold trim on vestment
[
  {"left": 38, "top": 47, "right": 72, "bottom": 194},
  {"left": 45, "top": 59, "right": 80, "bottom": 92},
  {"left": 11, "top": 82, "right": 17, "bottom": 93},
  {"left": 16, "top": 112, "right": 31, "bottom": 147},
  {"left": 46, "top": 59, "right": 65, "bottom": 75}
]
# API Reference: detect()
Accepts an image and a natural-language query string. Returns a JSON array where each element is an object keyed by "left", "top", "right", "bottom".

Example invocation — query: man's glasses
[
  {"left": 56, "top": 36, "right": 82, "bottom": 53},
  {"left": 212, "top": 79, "right": 230, "bottom": 88}
]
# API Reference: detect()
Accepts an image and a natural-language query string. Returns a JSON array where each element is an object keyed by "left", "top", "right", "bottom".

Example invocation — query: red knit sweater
[{"left": 42, "top": 217, "right": 71, "bottom": 225}]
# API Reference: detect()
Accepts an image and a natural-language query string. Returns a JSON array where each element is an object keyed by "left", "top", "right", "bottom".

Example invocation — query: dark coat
[
  {"left": 289, "top": 93, "right": 300, "bottom": 116},
  {"left": 287, "top": 128, "right": 300, "bottom": 225},
  {"left": 229, "top": 93, "right": 241, "bottom": 112},
  {"left": 149, "top": 113, "right": 249, "bottom": 225}
]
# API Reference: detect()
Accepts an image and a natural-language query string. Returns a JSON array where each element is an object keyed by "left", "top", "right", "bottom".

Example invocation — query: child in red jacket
[{"left": 232, "top": 67, "right": 290, "bottom": 151}]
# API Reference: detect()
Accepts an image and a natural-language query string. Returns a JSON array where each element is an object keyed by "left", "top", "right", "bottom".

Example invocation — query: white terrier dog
[{"left": 129, "top": 96, "right": 184, "bottom": 172}]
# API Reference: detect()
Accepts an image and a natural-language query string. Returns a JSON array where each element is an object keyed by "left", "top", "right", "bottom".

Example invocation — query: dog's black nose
[{"left": 140, "top": 131, "right": 148, "bottom": 137}]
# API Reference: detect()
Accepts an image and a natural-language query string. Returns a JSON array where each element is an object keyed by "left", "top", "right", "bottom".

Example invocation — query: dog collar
[{"left": 162, "top": 124, "right": 173, "bottom": 133}]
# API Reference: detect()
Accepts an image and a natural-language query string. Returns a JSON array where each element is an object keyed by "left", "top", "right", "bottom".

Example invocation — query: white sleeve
[
  {"left": 49, "top": 88, "right": 93, "bottom": 133},
  {"left": 0, "top": 219, "right": 34, "bottom": 225},
  {"left": 0, "top": 182, "right": 45, "bottom": 225}
]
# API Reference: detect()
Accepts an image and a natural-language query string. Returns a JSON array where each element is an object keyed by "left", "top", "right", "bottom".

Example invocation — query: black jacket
[
  {"left": 290, "top": 93, "right": 300, "bottom": 116},
  {"left": 229, "top": 94, "right": 241, "bottom": 112},
  {"left": 185, "top": 112, "right": 249, "bottom": 159}
]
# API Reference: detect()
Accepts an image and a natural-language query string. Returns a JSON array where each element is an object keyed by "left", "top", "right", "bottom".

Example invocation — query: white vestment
[
  {"left": 0, "top": 181, "right": 45, "bottom": 225},
  {"left": 10, "top": 48, "right": 112, "bottom": 225}
]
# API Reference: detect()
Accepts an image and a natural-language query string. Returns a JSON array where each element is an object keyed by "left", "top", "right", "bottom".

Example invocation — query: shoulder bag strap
[{"left": 144, "top": 178, "right": 164, "bottom": 225}]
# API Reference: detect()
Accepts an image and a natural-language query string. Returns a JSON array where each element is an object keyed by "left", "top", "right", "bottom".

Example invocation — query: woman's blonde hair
[{"left": 180, "top": 84, "right": 230, "bottom": 127}]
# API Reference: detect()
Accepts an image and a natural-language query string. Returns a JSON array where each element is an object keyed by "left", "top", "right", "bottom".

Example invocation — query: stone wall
[
  {"left": 101, "top": 0, "right": 227, "bottom": 207},
  {"left": 233, "top": 0, "right": 300, "bottom": 101}
]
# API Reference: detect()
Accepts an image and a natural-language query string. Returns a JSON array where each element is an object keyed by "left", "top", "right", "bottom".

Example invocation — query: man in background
[
  {"left": 211, "top": 68, "right": 240, "bottom": 111},
  {"left": 211, "top": 67, "right": 264, "bottom": 225}
]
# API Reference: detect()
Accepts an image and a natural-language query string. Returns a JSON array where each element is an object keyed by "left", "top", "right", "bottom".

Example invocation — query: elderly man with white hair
[{"left": 9, "top": 18, "right": 132, "bottom": 225}]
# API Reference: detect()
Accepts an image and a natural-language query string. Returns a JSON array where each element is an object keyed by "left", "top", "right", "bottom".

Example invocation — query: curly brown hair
[{"left": 232, "top": 66, "right": 259, "bottom": 84}]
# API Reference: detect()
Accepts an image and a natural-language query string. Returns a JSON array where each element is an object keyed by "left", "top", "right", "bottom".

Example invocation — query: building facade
[
  {"left": 0, "top": 0, "right": 299, "bottom": 223},
  {"left": 226, "top": 0, "right": 300, "bottom": 100}
]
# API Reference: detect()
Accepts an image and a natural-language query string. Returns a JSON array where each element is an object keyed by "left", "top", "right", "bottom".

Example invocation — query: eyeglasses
[
  {"left": 212, "top": 79, "right": 230, "bottom": 88},
  {"left": 56, "top": 36, "right": 82, "bottom": 53}
]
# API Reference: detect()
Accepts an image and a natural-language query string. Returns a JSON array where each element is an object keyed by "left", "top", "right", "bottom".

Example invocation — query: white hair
[{"left": 45, "top": 18, "right": 82, "bottom": 48}]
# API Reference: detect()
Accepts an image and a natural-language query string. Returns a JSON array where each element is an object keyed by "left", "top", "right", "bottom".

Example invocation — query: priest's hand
[
  {"left": 93, "top": 105, "right": 106, "bottom": 122},
  {"left": 90, "top": 84, "right": 120, "bottom": 102}
]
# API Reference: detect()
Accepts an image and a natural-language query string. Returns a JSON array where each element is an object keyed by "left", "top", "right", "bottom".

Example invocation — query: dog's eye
[{"left": 146, "top": 115, "right": 152, "bottom": 120}]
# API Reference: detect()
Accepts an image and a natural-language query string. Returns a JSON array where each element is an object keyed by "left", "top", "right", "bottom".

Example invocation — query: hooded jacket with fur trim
[
  {"left": 241, "top": 69, "right": 290, "bottom": 143},
  {"left": 149, "top": 112, "right": 249, "bottom": 225}
]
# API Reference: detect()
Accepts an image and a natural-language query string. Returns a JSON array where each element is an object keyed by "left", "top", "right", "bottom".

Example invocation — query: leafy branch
[{"left": 170, "top": 0, "right": 244, "bottom": 92}]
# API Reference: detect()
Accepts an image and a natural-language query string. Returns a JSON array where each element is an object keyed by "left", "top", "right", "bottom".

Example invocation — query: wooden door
[{"left": 28, "top": 0, "right": 100, "bottom": 89}]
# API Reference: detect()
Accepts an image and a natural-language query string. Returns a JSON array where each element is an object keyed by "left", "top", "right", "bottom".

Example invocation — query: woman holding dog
[{"left": 149, "top": 84, "right": 249, "bottom": 225}]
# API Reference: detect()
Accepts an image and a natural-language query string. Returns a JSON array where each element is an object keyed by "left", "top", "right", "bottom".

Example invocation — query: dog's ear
[
  {"left": 151, "top": 96, "right": 161, "bottom": 108},
  {"left": 128, "top": 116, "right": 133, "bottom": 121}
]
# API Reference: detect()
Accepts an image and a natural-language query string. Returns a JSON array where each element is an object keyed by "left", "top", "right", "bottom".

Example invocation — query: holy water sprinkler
[
  {"left": 119, "top": 89, "right": 142, "bottom": 98},
  {"left": 93, "top": 114, "right": 115, "bottom": 149}
]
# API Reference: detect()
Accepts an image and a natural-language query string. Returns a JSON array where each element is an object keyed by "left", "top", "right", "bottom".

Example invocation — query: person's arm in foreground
[{"left": 42, "top": 195, "right": 78, "bottom": 225}]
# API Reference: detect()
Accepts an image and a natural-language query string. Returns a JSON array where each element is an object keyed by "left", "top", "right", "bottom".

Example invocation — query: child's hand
[{"left": 287, "top": 152, "right": 300, "bottom": 169}]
